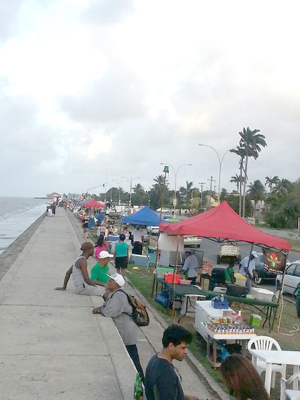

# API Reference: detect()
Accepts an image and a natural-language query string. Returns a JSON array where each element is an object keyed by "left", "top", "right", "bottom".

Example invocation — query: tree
[
  {"left": 230, "top": 174, "right": 242, "bottom": 192},
  {"left": 149, "top": 175, "right": 168, "bottom": 210},
  {"left": 178, "top": 181, "right": 194, "bottom": 207},
  {"left": 238, "top": 127, "right": 267, "bottom": 217},
  {"left": 230, "top": 145, "right": 246, "bottom": 215},
  {"left": 265, "top": 176, "right": 279, "bottom": 193},
  {"left": 247, "top": 180, "right": 266, "bottom": 204}
]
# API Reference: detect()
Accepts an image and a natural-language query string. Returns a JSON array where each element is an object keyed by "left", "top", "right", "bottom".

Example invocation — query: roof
[
  {"left": 122, "top": 206, "right": 166, "bottom": 226},
  {"left": 159, "top": 201, "right": 291, "bottom": 251},
  {"left": 82, "top": 199, "right": 105, "bottom": 208}
]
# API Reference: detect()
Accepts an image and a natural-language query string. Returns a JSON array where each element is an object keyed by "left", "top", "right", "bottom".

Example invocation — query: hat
[
  {"left": 251, "top": 251, "right": 258, "bottom": 258},
  {"left": 107, "top": 272, "right": 125, "bottom": 287},
  {"left": 99, "top": 251, "right": 114, "bottom": 259}
]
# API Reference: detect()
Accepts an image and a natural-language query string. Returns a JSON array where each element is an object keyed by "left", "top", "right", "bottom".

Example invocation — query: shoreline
[{"left": 0, "top": 213, "right": 45, "bottom": 282}]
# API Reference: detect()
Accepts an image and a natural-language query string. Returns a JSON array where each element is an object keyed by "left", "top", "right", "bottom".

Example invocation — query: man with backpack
[{"left": 92, "top": 272, "right": 145, "bottom": 382}]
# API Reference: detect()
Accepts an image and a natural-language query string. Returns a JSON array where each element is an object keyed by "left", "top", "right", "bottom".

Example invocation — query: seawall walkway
[{"left": 0, "top": 207, "right": 225, "bottom": 400}]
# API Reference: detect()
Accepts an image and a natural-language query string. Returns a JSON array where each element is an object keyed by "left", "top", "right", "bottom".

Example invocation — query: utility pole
[
  {"left": 208, "top": 176, "right": 216, "bottom": 208},
  {"left": 198, "top": 182, "right": 205, "bottom": 209}
]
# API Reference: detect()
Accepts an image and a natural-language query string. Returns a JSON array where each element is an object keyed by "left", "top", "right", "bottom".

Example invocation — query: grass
[{"left": 125, "top": 262, "right": 300, "bottom": 398}]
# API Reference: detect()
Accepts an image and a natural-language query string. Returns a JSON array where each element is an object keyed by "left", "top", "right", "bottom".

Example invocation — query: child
[{"left": 293, "top": 281, "right": 300, "bottom": 318}]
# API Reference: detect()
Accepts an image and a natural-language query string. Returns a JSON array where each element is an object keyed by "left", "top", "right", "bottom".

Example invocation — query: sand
[{"left": 0, "top": 214, "right": 45, "bottom": 281}]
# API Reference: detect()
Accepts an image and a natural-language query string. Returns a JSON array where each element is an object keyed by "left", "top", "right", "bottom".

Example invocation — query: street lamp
[
  {"left": 198, "top": 144, "right": 230, "bottom": 204},
  {"left": 121, "top": 176, "right": 140, "bottom": 207},
  {"left": 160, "top": 163, "right": 192, "bottom": 215}
]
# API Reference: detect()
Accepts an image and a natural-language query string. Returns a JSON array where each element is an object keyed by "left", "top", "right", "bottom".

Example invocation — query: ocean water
[{"left": 0, "top": 197, "right": 51, "bottom": 255}]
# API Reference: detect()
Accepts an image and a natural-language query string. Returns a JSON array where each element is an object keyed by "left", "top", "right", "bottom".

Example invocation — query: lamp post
[
  {"left": 121, "top": 176, "right": 140, "bottom": 207},
  {"left": 198, "top": 144, "right": 230, "bottom": 204},
  {"left": 160, "top": 163, "right": 192, "bottom": 215}
]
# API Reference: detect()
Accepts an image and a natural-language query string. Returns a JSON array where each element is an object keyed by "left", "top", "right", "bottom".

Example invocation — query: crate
[
  {"left": 211, "top": 298, "right": 229, "bottom": 309},
  {"left": 165, "top": 273, "right": 180, "bottom": 284}
]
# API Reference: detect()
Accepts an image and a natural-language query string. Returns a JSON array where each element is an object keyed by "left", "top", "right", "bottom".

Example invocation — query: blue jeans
[{"left": 296, "top": 298, "right": 300, "bottom": 318}]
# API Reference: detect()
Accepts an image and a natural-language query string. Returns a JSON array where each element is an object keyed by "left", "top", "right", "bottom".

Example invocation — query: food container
[
  {"left": 179, "top": 279, "right": 192, "bottom": 285},
  {"left": 251, "top": 287, "right": 274, "bottom": 302},
  {"left": 250, "top": 314, "right": 262, "bottom": 327},
  {"left": 234, "top": 273, "right": 247, "bottom": 287},
  {"left": 165, "top": 273, "right": 180, "bottom": 284}
]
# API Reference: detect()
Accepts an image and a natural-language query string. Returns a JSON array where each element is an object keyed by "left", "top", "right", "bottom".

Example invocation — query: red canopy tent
[
  {"left": 159, "top": 201, "right": 290, "bottom": 251},
  {"left": 82, "top": 199, "right": 105, "bottom": 209}
]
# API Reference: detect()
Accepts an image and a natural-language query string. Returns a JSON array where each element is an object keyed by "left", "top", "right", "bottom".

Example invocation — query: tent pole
[{"left": 171, "top": 236, "right": 181, "bottom": 323}]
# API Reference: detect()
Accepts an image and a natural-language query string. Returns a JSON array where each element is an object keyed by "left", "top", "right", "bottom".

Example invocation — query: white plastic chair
[
  {"left": 281, "top": 371, "right": 300, "bottom": 400},
  {"left": 248, "top": 336, "right": 286, "bottom": 389}
]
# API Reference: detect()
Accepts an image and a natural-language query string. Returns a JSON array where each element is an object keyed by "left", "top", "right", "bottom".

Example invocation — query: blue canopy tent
[{"left": 122, "top": 206, "right": 166, "bottom": 226}]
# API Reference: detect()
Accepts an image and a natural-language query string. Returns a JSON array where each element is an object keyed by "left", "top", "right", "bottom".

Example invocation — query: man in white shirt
[
  {"left": 239, "top": 250, "right": 258, "bottom": 292},
  {"left": 182, "top": 250, "right": 199, "bottom": 285}
]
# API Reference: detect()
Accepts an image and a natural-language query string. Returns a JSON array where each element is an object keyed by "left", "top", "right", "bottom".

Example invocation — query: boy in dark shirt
[{"left": 145, "top": 324, "right": 200, "bottom": 400}]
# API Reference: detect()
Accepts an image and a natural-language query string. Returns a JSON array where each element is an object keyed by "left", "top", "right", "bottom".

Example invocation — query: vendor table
[
  {"left": 200, "top": 322, "right": 256, "bottom": 369},
  {"left": 151, "top": 276, "right": 278, "bottom": 332},
  {"left": 249, "top": 349, "right": 300, "bottom": 399}
]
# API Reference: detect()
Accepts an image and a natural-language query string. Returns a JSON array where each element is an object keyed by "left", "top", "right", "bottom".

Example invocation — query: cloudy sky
[{"left": 1, "top": 0, "right": 299, "bottom": 198}]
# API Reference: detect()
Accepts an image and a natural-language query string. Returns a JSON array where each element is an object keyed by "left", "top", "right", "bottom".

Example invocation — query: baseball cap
[
  {"left": 107, "top": 272, "right": 125, "bottom": 287},
  {"left": 99, "top": 251, "right": 114, "bottom": 259},
  {"left": 251, "top": 251, "right": 258, "bottom": 258}
]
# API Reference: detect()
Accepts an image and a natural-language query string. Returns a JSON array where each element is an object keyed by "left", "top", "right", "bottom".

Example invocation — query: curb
[{"left": 126, "top": 278, "right": 230, "bottom": 400}]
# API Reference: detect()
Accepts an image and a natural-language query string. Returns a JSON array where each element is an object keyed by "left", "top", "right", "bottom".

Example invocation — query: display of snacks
[{"left": 204, "top": 320, "right": 255, "bottom": 335}]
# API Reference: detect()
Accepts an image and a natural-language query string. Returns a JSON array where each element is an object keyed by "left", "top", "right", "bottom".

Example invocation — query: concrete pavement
[
  {"left": 0, "top": 208, "right": 226, "bottom": 400},
  {"left": 0, "top": 208, "right": 136, "bottom": 400}
]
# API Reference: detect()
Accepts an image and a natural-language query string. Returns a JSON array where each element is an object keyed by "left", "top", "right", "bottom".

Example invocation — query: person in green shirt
[
  {"left": 293, "top": 282, "right": 300, "bottom": 318},
  {"left": 224, "top": 260, "right": 236, "bottom": 284},
  {"left": 114, "top": 233, "right": 130, "bottom": 277},
  {"left": 91, "top": 251, "right": 114, "bottom": 286}
]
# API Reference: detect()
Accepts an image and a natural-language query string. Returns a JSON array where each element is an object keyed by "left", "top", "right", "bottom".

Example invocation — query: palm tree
[
  {"left": 247, "top": 180, "right": 266, "bottom": 218},
  {"left": 133, "top": 183, "right": 145, "bottom": 194},
  {"left": 230, "top": 145, "right": 246, "bottom": 215},
  {"left": 265, "top": 176, "right": 279, "bottom": 193},
  {"left": 230, "top": 174, "right": 242, "bottom": 192},
  {"left": 239, "top": 127, "right": 267, "bottom": 217},
  {"left": 179, "top": 181, "right": 194, "bottom": 207}
]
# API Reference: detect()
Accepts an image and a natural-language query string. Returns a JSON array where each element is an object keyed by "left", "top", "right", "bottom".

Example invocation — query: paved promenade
[{"left": 0, "top": 208, "right": 225, "bottom": 400}]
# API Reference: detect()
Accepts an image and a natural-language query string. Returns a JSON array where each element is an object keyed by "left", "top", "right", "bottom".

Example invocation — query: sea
[{"left": 0, "top": 197, "right": 51, "bottom": 256}]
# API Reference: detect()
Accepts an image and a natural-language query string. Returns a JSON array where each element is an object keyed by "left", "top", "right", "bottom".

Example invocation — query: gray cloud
[{"left": 60, "top": 67, "right": 147, "bottom": 123}]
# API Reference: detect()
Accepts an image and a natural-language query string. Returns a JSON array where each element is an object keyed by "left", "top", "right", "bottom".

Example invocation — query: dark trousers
[
  {"left": 296, "top": 298, "right": 300, "bottom": 317},
  {"left": 188, "top": 276, "right": 197, "bottom": 285},
  {"left": 126, "top": 344, "right": 144, "bottom": 382}
]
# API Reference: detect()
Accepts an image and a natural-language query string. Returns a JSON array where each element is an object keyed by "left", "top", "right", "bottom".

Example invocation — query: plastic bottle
[{"left": 236, "top": 310, "right": 243, "bottom": 325}]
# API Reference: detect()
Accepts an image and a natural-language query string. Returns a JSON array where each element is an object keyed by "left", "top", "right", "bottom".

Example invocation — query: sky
[{"left": 0, "top": 0, "right": 300, "bottom": 198}]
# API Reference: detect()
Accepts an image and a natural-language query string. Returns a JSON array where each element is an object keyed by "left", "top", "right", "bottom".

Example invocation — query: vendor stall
[{"left": 157, "top": 201, "right": 290, "bottom": 330}]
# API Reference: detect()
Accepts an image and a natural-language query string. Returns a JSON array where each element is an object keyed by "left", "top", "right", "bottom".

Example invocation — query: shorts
[
  {"left": 75, "top": 283, "right": 105, "bottom": 296},
  {"left": 116, "top": 256, "right": 128, "bottom": 269}
]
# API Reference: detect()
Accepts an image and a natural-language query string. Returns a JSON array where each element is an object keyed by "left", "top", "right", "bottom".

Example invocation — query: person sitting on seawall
[
  {"left": 92, "top": 273, "right": 144, "bottom": 382},
  {"left": 182, "top": 250, "right": 199, "bottom": 285},
  {"left": 220, "top": 354, "right": 269, "bottom": 400},
  {"left": 91, "top": 251, "right": 113, "bottom": 286},
  {"left": 239, "top": 250, "right": 258, "bottom": 293},
  {"left": 55, "top": 242, "right": 107, "bottom": 296},
  {"left": 114, "top": 233, "right": 129, "bottom": 277},
  {"left": 144, "top": 324, "right": 200, "bottom": 400},
  {"left": 94, "top": 235, "right": 109, "bottom": 262}
]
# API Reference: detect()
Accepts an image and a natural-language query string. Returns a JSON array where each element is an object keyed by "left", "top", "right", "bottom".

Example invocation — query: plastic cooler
[
  {"left": 165, "top": 273, "right": 180, "bottom": 284},
  {"left": 250, "top": 314, "right": 262, "bottom": 327}
]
